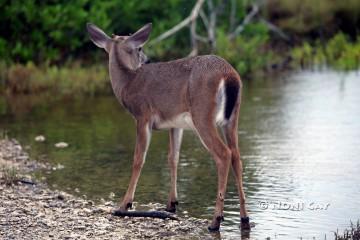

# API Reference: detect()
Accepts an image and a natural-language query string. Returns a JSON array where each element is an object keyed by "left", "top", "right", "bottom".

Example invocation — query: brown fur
[
  {"left": 87, "top": 23, "right": 249, "bottom": 231},
  {"left": 119, "top": 55, "right": 235, "bottom": 121}
]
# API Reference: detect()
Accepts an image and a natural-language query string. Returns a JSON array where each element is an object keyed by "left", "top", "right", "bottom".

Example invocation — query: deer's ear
[
  {"left": 87, "top": 23, "right": 111, "bottom": 51},
  {"left": 126, "top": 23, "right": 152, "bottom": 48}
]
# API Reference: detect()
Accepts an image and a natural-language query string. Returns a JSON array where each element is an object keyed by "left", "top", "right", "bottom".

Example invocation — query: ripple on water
[{"left": 1, "top": 70, "right": 359, "bottom": 239}]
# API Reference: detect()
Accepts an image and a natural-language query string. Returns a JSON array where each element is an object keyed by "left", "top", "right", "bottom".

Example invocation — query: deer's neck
[{"left": 108, "top": 48, "right": 135, "bottom": 101}]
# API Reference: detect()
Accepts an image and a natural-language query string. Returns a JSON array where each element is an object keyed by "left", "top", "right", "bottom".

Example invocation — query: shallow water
[{"left": 1, "top": 70, "right": 360, "bottom": 239}]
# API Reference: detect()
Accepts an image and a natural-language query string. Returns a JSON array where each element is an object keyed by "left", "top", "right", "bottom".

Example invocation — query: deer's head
[{"left": 87, "top": 23, "right": 152, "bottom": 71}]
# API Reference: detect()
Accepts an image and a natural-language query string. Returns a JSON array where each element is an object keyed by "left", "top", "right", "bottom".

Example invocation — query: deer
[{"left": 86, "top": 22, "right": 250, "bottom": 231}]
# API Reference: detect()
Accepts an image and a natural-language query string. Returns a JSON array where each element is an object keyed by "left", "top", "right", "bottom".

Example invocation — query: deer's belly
[{"left": 153, "top": 112, "right": 195, "bottom": 130}]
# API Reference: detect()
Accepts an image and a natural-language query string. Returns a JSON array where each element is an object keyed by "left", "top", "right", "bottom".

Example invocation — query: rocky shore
[{"left": 0, "top": 138, "right": 211, "bottom": 239}]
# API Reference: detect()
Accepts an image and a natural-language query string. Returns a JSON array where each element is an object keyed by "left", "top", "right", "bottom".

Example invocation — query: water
[{"left": 1, "top": 70, "right": 360, "bottom": 239}]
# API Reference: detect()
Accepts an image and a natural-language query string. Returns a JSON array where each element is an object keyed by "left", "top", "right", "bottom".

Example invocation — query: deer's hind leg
[
  {"left": 165, "top": 128, "right": 183, "bottom": 213},
  {"left": 190, "top": 110, "right": 232, "bottom": 231},
  {"left": 222, "top": 100, "right": 250, "bottom": 230}
]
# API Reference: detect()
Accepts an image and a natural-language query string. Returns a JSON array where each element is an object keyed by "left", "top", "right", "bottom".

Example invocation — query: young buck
[{"left": 87, "top": 22, "right": 250, "bottom": 231}]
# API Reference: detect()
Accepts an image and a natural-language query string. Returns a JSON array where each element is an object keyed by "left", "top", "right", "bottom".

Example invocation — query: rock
[
  {"left": 108, "top": 192, "right": 115, "bottom": 199},
  {"left": 0, "top": 138, "right": 211, "bottom": 239},
  {"left": 52, "top": 163, "right": 65, "bottom": 171},
  {"left": 252, "top": 96, "right": 261, "bottom": 102},
  {"left": 83, "top": 208, "right": 92, "bottom": 214},
  {"left": 35, "top": 135, "right": 46, "bottom": 142},
  {"left": 54, "top": 142, "right": 69, "bottom": 148}
]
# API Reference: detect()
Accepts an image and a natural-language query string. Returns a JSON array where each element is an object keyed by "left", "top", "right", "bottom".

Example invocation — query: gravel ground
[{"left": 0, "top": 138, "right": 211, "bottom": 240}]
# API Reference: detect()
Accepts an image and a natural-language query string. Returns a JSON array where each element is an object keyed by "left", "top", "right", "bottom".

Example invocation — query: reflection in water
[{"left": 1, "top": 70, "right": 359, "bottom": 239}]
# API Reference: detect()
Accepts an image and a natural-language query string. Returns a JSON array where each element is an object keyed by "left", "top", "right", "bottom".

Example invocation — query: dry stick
[
  {"left": 198, "top": 9, "right": 211, "bottom": 45},
  {"left": 207, "top": 0, "right": 228, "bottom": 52},
  {"left": 195, "top": 9, "right": 210, "bottom": 43},
  {"left": 229, "top": 0, "right": 237, "bottom": 32},
  {"left": 19, "top": 179, "right": 35, "bottom": 185},
  {"left": 149, "top": 0, "right": 205, "bottom": 46},
  {"left": 228, "top": 4, "right": 259, "bottom": 40},
  {"left": 189, "top": 14, "right": 198, "bottom": 57},
  {"left": 195, "top": 34, "right": 209, "bottom": 43},
  {"left": 207, "top": 0, "right": 216, "bottom": 52},
  {"left": 259, "top": 18, "right": 290, "bottom": 42},
  {"left": 112, "top": 210, "right": 179, "bottom": 220},
  {"left": 199, "top": 9, "right": 209, "bottom": 29}
]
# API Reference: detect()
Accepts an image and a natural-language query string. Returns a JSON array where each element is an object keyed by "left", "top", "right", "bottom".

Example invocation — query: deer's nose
[{"left": 145, "top": 58, "right": 151, "bottom": 64}]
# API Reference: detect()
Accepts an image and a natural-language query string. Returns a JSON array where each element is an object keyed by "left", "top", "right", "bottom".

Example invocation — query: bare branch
[
  {"left": 148, "top": 18, "right": 190, "bottom": 46},
  {"left": 214, "top": 0, "right": 229, "bottom": 15},
  {"left": 195, "top": 34, "right": 209, "bottom": 42},
  {"left": 189, "top": 14, "right": 199, "bottom": 57},
  {"left": 207, "top": 0, "right": 229, "bottom": 52},
  {"left": 207, "top": 0, "right": 214, "bottom": 14},
  {"left": 190, "top": 0, "right": 205, "bottom": 19},
  {"left": 228, "top": 4, "right": 259, "bottom": 40},
  {"left": 229, "top": 0, "right": 237, "bottom": 32},
  {"left": 149, "top": 0, "right": 205, "bottom": 46},
  {"left": 260, "top": 18, "right": 290, "bottom": 41},
  {"left": 208, "top": 0, "right": 216, "bottom": 52},
  {"left": 199, "top": 9, "right": 209, "bottom": 29}
]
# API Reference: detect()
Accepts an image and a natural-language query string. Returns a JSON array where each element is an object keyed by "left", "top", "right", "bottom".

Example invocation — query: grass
[
  {"left": 291, "top": 33, "right": 360, "bottom": 70},
  {"left": 264, "top": 221, "right": 360, "bottom": 239},
  {"left": 1, "top": 61, "right": 111, "bottom": 96},
  {"left": 1, "top": 32, "right": 359, "bottom": 96},
  {"left": 334, "top": 221, "right": 360, "bottom": 240},
  {"left": 0, "top": 166, "right": 20, "bottom": 186},
  {"left": 0, "top": 130, "right": 8, "bottom": 139}
]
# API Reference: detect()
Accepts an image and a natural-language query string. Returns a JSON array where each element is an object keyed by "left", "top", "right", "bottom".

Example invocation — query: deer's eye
[{"left": 138, "top": 47, "right": 142, "bottom": 52}]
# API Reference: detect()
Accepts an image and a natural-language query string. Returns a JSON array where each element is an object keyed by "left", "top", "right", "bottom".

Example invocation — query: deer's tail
[{"left": 224, "top": 76, "right": 241, "bottom": 120}]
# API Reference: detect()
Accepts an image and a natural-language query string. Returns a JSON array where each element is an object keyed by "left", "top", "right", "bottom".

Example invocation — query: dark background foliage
[{"left": 1, "top": 0, "right": 359, "bottom": 64}]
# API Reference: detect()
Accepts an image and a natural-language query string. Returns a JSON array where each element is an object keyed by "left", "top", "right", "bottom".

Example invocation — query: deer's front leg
[
  {"left": 165, "top": 128, "right": 183, "bottom": 213},
  {"left": 119, "top": 120, "right": 151, "bottom": 211}
]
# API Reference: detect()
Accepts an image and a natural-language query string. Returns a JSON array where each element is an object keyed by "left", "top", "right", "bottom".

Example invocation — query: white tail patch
[{"left": 215, "top": 79, "right": 227, "bottom": 126}]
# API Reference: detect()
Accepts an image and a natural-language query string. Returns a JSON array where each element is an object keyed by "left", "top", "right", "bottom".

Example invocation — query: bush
[
  {"left": 265, "top": 0, "right": 360, "bottom": 38},
  {"left": 291, "top": 33, "right": 360, "bottom": 70},
  {"left": 0, "top": 0, "right": 192, "bottom": 64},
  {"left": 216, "top": 23, "right": 272, "bottom": 76}
]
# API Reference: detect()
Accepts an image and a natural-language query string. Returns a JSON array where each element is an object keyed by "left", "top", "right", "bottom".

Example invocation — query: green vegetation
[
  {"left": 0, "top": 0, "right": 193, "bottom": 64},
  {"left": 0, "top": 0, "right": 359, "bottom": 95},
  {"left": 216, "top": 23, "right": 275, "bottom": 75},
  {"left": 291, "top": 33, "right": 360, "bottom": 70}
]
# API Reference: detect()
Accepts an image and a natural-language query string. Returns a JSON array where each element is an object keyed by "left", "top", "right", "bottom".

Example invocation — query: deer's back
[{"left": 121, "top": 55, "right": 239, "bottom": 121}]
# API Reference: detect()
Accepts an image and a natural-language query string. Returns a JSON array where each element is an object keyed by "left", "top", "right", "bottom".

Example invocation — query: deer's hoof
[
  {"left": 165, "top": 201, "right": 178, "bottom": 213},
  {"left": 207, "top": 216, "right": 224, "bottom": 232},
  {"left": 118, "top": 202, "right": 132, "bottom": 211},
  {"left": 207, "top": 225, "right": 220, "bottom": 232},
  {"left": 126, "top": 202, "right": 133, "bottom": 210},
  {"left": 240, "top": 216, "right": 251, "bottom": 230}
]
